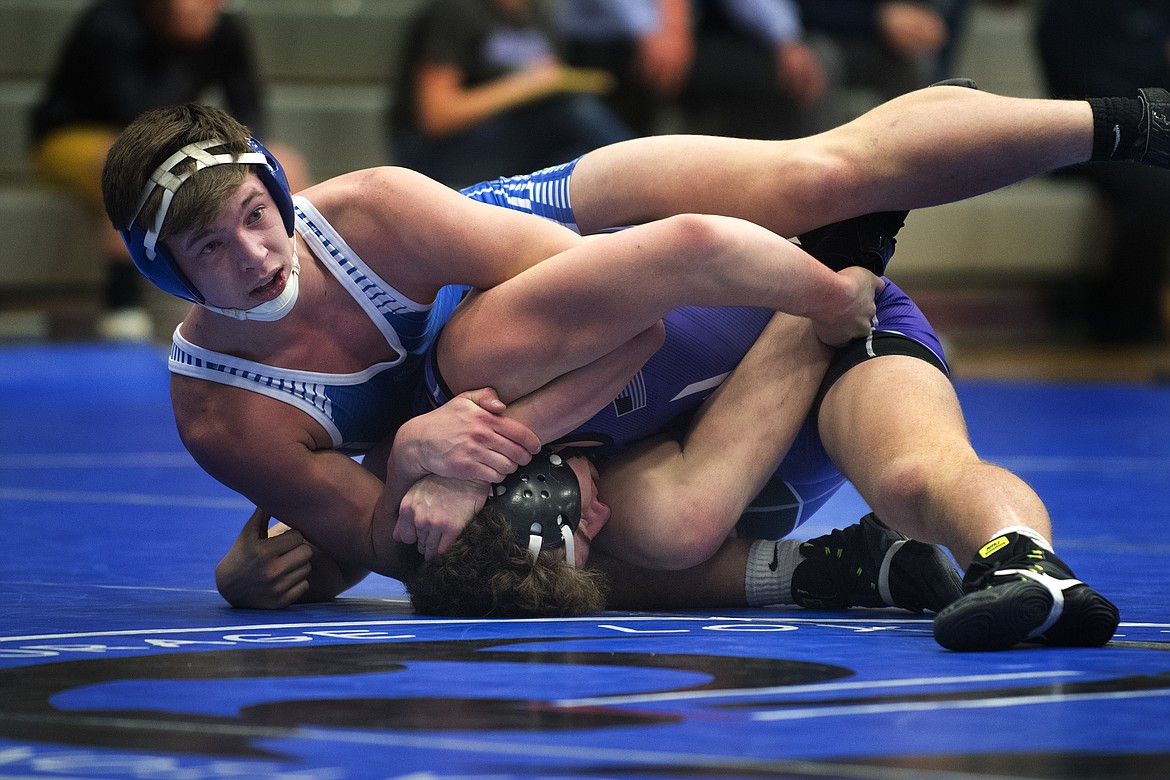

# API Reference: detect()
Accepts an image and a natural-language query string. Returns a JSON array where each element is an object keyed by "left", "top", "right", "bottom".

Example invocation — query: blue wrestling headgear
[
  {"left": 486, "top": 449, "right": 582, "bottom": 566},
  {"left": 121, "top": 137, "right": 295, "bottom": 304}
]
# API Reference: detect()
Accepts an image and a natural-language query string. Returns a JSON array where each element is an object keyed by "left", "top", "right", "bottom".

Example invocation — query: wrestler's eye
[
  {"left": 199, "top": 240, "right": 222, "bottom": 255},
  {"left": 247, "top": 205, "right": 265, "bottom": 224}
]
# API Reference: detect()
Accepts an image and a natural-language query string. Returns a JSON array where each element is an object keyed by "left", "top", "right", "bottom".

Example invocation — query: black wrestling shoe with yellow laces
[
  {"left": 792, "top": 514, "right": 964, "bottom": 614},
  {"left": 933, "top": 531, "right": 1120, "bottom": 652}
]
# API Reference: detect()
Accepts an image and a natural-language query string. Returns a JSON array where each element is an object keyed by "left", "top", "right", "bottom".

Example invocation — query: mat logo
[
  {"left": 0, "top": 617, "right": 892, "bottom": 660},
  {"left": 0, "top": 627, "right": 417, "bottom": 659},
  {"left": 2, "top": 619, "right": 1169, "bottom": 775},
  {"left": 0, "top": 629, "right": 858, "bottom": 756},
  {"left": 0, "top": 746, "right": 339, "bottom": 780}
]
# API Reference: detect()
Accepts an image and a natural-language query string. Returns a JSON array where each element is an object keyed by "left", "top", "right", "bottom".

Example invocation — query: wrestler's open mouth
[{"left": 251, "top": 268, "right": 286, "bottom": 300}]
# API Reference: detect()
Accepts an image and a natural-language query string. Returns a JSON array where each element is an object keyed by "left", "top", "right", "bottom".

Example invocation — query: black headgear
[{"left": 486, "top": 448, "right": 581, "bottom": 565}]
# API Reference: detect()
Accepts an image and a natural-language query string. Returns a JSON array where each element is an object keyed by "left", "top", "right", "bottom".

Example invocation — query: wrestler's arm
[
  {"left": 317, "top": 166, "right": 877, "bottom": 377},
  {"left": 174, "top": 375, "right": 421, "bottom": 584},
  {"left": 389, "top": 327, "right": 667, "bottom": 559},
  {"left": 209, "top": 387, "right": 545, "bottom": 607},
  {"left": 314, "top": 167, "right": 879, "bottom": 344},
  {"left": 215, "top": 507, "right": 370, "bottom": 609}
]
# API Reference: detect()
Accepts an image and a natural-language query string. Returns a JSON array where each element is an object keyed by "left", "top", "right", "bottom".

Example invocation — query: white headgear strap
[
  {"left": 526, "top": 524, "right": 542, "bottom": 562},
  {"left": 525, "top": 516, "right": 576, "bottom": 568},
  {"left": 130, "top": 138, "right": 268, "bottom": 261},
  {"left": 561, "top": 521, "right": 576, "bottom": 568}
]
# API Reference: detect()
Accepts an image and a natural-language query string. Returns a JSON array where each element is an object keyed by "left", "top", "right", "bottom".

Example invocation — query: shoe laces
[
  {"left": 799, "top": 522, "right": 884, "bottom": 603},
  {"left": 964, "top": 533, "right": 1074, "bottom": 590}
]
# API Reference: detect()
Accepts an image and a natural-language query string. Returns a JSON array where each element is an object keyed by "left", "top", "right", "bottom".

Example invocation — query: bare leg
[
  {"left": 816, "top": 355, "right": 1051, "bottom": 565},
  {"left": 821, "top": 358, "right": 1122, "bottom": 650},
  {"left": 601, "top": 352, "right": 1040, "bottom": 611},
  {"left": 570, "top": 86, "right": 1093, "bottom": 236},
  {"left": 593, "top": 313, "right": 832, "bottom": 569}
]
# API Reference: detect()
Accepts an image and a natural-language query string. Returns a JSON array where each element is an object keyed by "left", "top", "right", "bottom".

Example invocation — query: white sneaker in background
[{"left": 97, "top": 307, "right": 153, "bottom": 341}]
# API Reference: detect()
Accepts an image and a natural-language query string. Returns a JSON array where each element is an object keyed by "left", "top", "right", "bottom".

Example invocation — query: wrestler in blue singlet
[
  {"left": 166, "top": 164, "right": 586, "bottom": 455},
  {"left": 168, "top": 158, "right": 950, "bottom": 543},
  {"left": 169, "top": 197, "right": 435, "bottom": 454}
]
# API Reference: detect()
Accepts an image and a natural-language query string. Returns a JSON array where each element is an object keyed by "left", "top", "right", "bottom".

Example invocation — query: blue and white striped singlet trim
[
  {"left": 293, "top": 196, "right": 433, "bottom": 356},
  {"left": 167, "top": 196, "right": 436, "bottom": 451},
  {"left": 460, "top": 158, "right": 580, "bottom": 233},
  {"left": 168, "top": 331, "right": 410, "bottom": 452}
]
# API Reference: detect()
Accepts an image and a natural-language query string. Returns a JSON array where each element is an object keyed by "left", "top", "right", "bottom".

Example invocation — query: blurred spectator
[
  {"left": 796, "top": 1, "right": 967, "bottom": 128},
  {"left": 1036, "top": 0, "right": 1170, "bottom": 343},
  {"left": 29, "top": 0, "right": 309, "bottom": 341},
  {"left": 684, "top": 0, "right": 827, "bottom": 138},
  {"left": 388, "top": 0, "right": 633, "bottom": 188},
  {"left": 558, "top": 0, "right": 828, "bottom": 139}
]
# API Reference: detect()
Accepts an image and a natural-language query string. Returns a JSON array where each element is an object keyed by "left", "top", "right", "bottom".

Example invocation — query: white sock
[
  {"left": 990, "top": 525, "right": 1054, "bottom": 553},
  {"left": 745, "top": 539, "right": 804, "bottom": 606}
]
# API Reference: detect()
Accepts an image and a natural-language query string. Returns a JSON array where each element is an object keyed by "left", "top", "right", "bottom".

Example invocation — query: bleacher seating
[
  {"left": 0, "top": 0, "right": 421, "bottom": 338},
  {"left": 0, "top": 0, "right": 1106, "bottom": 340}
]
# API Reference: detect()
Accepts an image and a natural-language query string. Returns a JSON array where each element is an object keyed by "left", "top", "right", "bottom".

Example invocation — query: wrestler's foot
[
  {"left": 933, "top": 531, "right": 1120, "bottom": 652},
  {"left": 796, "top": 210, "right": 907, "bottom": 276},
  {"left": 1133, "top": 87, "right": 1170, "bottom": 167},
  {"left": 792, "top": 514, "right": 964, "bottom": 614},
  {"left": 930, "top": 77, "right": 979, "bottom": 90}
]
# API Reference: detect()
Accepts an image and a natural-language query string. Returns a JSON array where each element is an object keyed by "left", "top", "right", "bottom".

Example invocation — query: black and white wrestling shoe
[
  {"left": 933, "top": 531, "right": 1120, "bottom": 652},
  {"left": 792, "top": 514, "right": 964, "bottom": 614}
]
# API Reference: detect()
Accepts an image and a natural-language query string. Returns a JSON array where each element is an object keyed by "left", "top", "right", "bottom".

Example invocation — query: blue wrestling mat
[{"left": 2, "top": 343, "right": 1169, "bottom": 779}]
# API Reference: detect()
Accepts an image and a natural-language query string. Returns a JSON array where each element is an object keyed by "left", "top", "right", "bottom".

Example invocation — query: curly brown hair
[{"left": 406, "top": 506, "right": 609, "bottom": 617}]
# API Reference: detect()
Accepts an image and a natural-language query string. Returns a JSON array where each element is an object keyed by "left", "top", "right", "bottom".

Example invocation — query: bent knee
[
  {"left": 872, "top": 452, "right": 977, "bottom": 519},
  {"left": 655, "top": 212, "right": 734, "bottom": 256}
]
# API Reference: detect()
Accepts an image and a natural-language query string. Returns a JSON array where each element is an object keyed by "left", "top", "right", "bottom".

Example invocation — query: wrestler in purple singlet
[{"left": 419, "top": 279, "right": 948, "bottom": 539}]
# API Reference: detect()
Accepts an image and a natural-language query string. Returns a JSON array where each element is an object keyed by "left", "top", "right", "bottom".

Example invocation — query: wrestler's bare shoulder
[{"left": 299, "top": 166, "right": 451, "bottom": 219}]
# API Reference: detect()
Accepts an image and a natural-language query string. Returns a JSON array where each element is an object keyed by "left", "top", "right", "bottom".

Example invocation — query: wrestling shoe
[
  {"left": 97, "top": 307, "right": 153, "bottom": 341},
  {"left": 796, "top": 210, "right": 907, "bottom": 276},
  {"left": 792, "top": 514, "right": 964, "bottom": 613},
  {"left": 1133, "top": 87, "right": 1170, "bottom": 167},
  {"left": 930, "top": 77, "right": 979, "bottom": 90},
  {"left": 933, "top": 531, "right": 1120, "bottom": 652}
]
